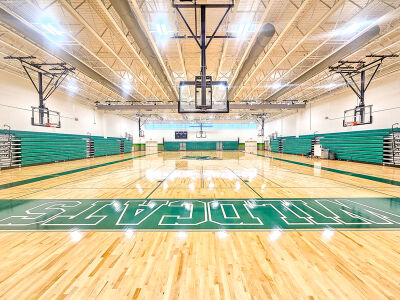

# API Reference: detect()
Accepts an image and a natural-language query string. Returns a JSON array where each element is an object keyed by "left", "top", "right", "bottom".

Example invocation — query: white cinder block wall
[
  {"left": 265, "top": 72, "right": 400, "bottom": 137},
  {"left": 0, "top": 71, "right": 136, "bottom": 138}
]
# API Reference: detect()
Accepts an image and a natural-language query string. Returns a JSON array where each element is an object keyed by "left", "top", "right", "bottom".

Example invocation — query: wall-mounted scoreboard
[{"left": 175, "top": 131, "right": 188, "bottom": 139}]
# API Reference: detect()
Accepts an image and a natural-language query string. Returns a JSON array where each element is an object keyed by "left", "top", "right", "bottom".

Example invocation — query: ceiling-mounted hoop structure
[
  {"left": 4, "top": 56, "right": 75, "bottom": 127},
  {"left": 329, "top": 54, "right": 398, "bottom": 127},
  {"left": 253, "top": 114, "right": 266, "bottom": 137},
  {"left": 190, "top": 122, "right": 212, "bottom": 138},
  {"left": 172, "top": 0, "right": 234, "bottom": 113},
  {"left": 137, "top": 114, "right": 146, "bottom": 137},
  {"left": 31, "top": 107, "right": 61, "bottom": 128}
]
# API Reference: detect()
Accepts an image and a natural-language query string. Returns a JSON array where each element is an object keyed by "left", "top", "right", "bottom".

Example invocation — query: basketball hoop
[
  {"left": 45, "top": 123, "right": 58, "bottom": 128},
  {"left": 344, "top": 121, "right": 358, "bottom": 127}
]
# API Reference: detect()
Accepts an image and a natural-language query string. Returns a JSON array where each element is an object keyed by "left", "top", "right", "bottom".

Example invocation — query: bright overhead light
[
  {"left": 156, "top": 24, "right": 163, "bottom": 35},
  {"left": 272, "top": 83, "right": 283, "bottom": 89},
  {"left": 66, "top": 78, "right": 78, "bottom": 94},
  {"left": 42, "top": 24, "right": 62, "bottom": 36},
  {"left": 237, "top": 24, "right": 244, "bottom": 35},
  {"left": 334, "top": 20, "right": 372, "bottom": 37},
  {"left": 233, "top": 23, "right": 255, "bottom": 37},
  {"left": 122, "top": 82, "right": 131, "bottom": 92},
  {"left": 155, "top": 23, "right": 169, "bottom": 37},
  {"left": 217, "top": 83, "right": 226, "bottom": 90},
  {"left": 39, "top": 15, "right": 63, "bottom": 39},
  {"left": 161, "top": 24, "right": 168, "bottom": 35},
  {"left": 313, "top": 83, "right": 343, "bottom": 89}
]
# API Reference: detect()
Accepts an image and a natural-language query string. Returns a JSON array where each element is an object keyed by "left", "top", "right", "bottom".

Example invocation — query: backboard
[
  {"left": 172, "top": 0, "right": 234, "bottom": 6},
  {"left": 139, "top": 130, "right": 144, "bottom": 137},
  {"left": 178, "top": 80, "right": 229, "bottom": 113},
  {"left": 196, "top": 131, "right": 207, "bottom": 138},
  {"left": 31, "top": 107, "right": 61, "bottom": 128},
  {"left": 343, "top": 105, "right": 372, "bottom": 127}
]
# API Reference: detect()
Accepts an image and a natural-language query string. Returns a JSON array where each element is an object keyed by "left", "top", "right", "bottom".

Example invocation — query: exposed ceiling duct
[
  {"left": 96, "top": 103, "right": 306, "bottom": 111},
  {"left": 109, "top": 0, "right": 177, "bottom": 101},
  {"left": 264, "top": 25, "right": 381, "bottom": 102},
  {"left": 0, "top": 6, "right": 138, "bottom": 102},
  {"left": 229, "top": 23, "right": 276, "bottom": 99}
]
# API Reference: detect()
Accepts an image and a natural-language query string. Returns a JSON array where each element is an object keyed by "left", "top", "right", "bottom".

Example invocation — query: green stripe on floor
[
  {"left": 254, "top": 153, "right": 400, "bottom": 187},
  {"left": 0, "top": 153, "right": 158, "bottom": 190},
  {"left": 0, "top": 198, "right": 399, "bottom": 231}
]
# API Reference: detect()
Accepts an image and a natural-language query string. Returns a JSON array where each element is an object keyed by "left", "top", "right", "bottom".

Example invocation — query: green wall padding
[
  {"left": 164, "top": 141, "right": 238, "bottom": 151},
  {"left": 186, "top": 142, "right": 216, "bottom": 150},
  {"left": 164, "top": 142, "right": 180, "bottom": 151},
  {"left": 222, "top": 141, "right": 238, "bottom": 150}
]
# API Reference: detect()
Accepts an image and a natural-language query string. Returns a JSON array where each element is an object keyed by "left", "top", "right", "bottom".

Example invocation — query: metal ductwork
[
  {"left": 229, "top": 23, "right": 275, "bottom": 99},
  {"left": 264, "top": 25, "right": 381, "bottom": 102},
  {"left": 0, "top": 6, "right": 138, "bottom": 102},
  {"left": 96, "top": 103, "right": 306, "bottom": 111},
  {"left": 109, "top": 0, "right": 177, "bottom": 101}
]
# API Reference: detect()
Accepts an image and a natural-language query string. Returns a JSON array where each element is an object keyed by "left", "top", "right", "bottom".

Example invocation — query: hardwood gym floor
[{"left": 0, "top": 151, "right": 399, "bottom": 299}]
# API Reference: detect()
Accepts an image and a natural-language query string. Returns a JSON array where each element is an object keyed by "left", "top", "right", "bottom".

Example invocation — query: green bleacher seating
[
  {"left": 0, "top": 130, "right": 132, "bottom": 166},
  {"left": 270, "top": 138, "right": 281, "bottom": 153},
  {"left": 270, "top": 128, "right": 397, "bottom": 164},
  {"left": 282, "top": 136, "right": 314, "bottom": 155}
]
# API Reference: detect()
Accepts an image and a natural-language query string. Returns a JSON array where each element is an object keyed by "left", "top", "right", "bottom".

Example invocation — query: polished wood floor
[{"left": 0, "top": 150, "right": 399, "bottom": 299}]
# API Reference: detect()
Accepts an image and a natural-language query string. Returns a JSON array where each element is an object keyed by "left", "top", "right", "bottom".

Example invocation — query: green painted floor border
[
  {"left": 0, "top": 152, "right": 158, "bottom": 190},
  {"left": 253, "top": 152, "right": 400, "bottom": 187},
  {"left": 0, "top": 197, "right": 399, "bottom": 231}
]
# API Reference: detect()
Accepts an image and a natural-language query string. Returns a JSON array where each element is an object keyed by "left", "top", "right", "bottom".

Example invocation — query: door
[
  {"left": 216, "top": 142, "right": 223, "bottom": 151},
  {"left": 180, "top": 142, "right": 186, "bottom": 151}
]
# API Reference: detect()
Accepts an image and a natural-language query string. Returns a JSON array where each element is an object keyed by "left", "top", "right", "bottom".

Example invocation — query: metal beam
[
  {"left": 109, "top": 0, "right": 178, "bottom": 101},
  {"left": 0, "top": 5, "right": 138, "bottom": 102},
  {"left": 226, "top": 0, "right": 274, "bottom": 86},
  {"left": 59, "top": 0, "right": 153, "bottom": 100},
  {"left": 264, "top": 25, "right": 380, "bottom": 102},
  {"left": 96, "top": 103, "right": 306, "bottom": 111},
  {"left": 232, "top": 0, "right": 314, "bottom": 100},
  {"left": 228, "top": 23, "right": 275, "bottom": 99},
  {"left": 243, "top": 0, "right": 346, "bottom": 101}
]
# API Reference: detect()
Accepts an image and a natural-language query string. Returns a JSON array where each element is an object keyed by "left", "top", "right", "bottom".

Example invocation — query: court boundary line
[
  {"left": 249, "top": 152, "right": 400, "bottom": 187},
  {"left": 0, "top": 152, "right": 159, "bottom": 190}
]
